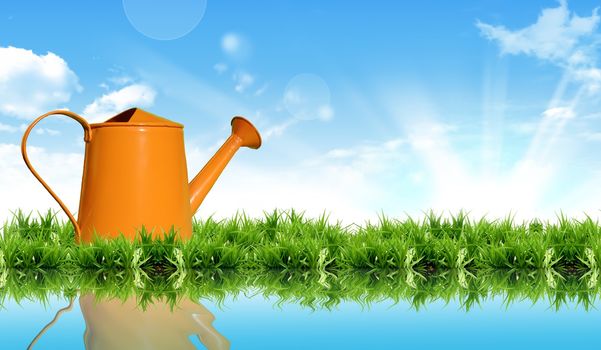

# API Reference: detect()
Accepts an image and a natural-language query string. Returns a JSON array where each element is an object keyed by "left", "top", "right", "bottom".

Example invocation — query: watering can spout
[{"left": 189, "top": 116, "right": 262, "bottom": 215}]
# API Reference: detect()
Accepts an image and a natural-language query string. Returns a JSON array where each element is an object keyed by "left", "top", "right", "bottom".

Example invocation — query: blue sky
[{"left": 2, "top": 0, "right": 601, "bottom": 223}]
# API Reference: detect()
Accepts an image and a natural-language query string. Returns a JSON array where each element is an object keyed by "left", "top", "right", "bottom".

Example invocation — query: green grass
[
  {"left": 1, "top": 268, "right": 599, "bottom": 311},
  {"left": 2, "top": 209, "right": 601, "bottom": 309},
  {"left": 3, "top": 209, "right": 601, "bottom": 272}
]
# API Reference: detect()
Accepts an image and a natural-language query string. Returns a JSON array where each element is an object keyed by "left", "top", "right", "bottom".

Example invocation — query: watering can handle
[{"left": 21, "top": 110, "right": 92, "bottom": 241}]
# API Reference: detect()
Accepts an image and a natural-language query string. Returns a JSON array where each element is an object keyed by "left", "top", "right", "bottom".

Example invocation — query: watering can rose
[{"left": 21, "top": 108, "right": 262, "bottom": 243}]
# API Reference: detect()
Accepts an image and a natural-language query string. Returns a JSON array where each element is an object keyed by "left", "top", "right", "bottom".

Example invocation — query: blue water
[{"left": 2, "top": 293, "right": 600, "bottom": 349}]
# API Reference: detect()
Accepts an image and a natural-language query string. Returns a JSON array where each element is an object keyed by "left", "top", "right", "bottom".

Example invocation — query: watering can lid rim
[{"left": 90, "top": 108, "right": 184, "bottom": 128}]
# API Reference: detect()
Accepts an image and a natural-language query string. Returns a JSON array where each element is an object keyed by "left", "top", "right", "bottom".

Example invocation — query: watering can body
[
  {"left": 21, "top": 108, "right": 261, "bottom": 243},
  {"left": 79, "top": 111, "right": 192, "bottom": 241}
]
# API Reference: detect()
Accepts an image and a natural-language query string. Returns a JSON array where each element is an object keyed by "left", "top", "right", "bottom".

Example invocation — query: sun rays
[
  {"left": 384, "top": 75, "right": 588, "bottom": 221},
  {"left": 373, "top": 1, "right": 601, "bottom": 222}
]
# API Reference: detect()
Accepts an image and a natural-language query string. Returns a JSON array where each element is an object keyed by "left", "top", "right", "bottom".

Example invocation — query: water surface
[{"left": 2, "top": 291, "right": 599, "bottom": 349}]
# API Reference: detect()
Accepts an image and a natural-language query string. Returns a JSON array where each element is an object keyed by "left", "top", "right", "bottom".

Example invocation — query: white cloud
[
  {"left": 409, "top": 172, "right": 424, "bottom": 184},
  {"left": 0, "top": 46, "right": 81, "bottom": 119},
  {"left": 556, "top": 169, "right": 601, "bottom": 220},
  {"left": 581, "top": 111, "right": 601, "bottom": 119},
  {"left": 318, "top": 139, "right": 404, "bottom": 161},
  {"left": 34, "top": 127, "right": 60, "bottom": 136},
  {"left": 263, "top": 118, "right": 298, "bottom": 139},
  {"left": 12, "top": 121, "right": 59, "bottom": 135},
  {"left": 478, "top": 1, "right": 601, "bottom": 185},
  {"left": 580, "top": 131, "right": 601, "bottom": 141},
  {"left": 83, "top": 84, "right": 156, "bottom": 122},
  {"left": 388, "top": 87, "right": 561, "bottom": 219},
  {"left": 261, "top": 102, "right": 335, "bottom": 140},
  {"left": 477, "top": 1, "right": 601, "bottom": 93},
  {"left": 408, "top": 121, "right": 458, "bottom": 150},
  {"left": 213, "top": 63, "right": 228, "bottom": 74},
  {"left": 404, "top": 119, "right": 560, "bottom": 220},
  {"left": 222, "top": 33, "right": 240, "bottom": 54},
  {"left": 107, "top": 75, "right": 134, "bottom": 86},
  {"left": 233, "top": 72, "right": 254, "bottom": 93},
  {"left": 508, "top": 121, "right": 538, "bottom": 135},
  {"left": 571, "top": 67, "right": 601, "bottom": 93},
  {"left": 0, "top": 143, "right": 84, "bottom": 224},
  {"left": 306, "top": 138, "right": 406, "bottom": 175},
  {"left": 254, "top": 83, "right": 268, "bottom": 96},
  {"left": 317, "top": 105, "right": 334, "bottom": 121},
  {"left": 187, "top": 139, "right": 407, "bottom": 224},
  {"left": 542, "top": 106, "right": 575, "bottom": 120},
  {"left": 283, "top": 73, "right": 334, "bottom": 121},
  {"left": 0, "top": 123, "right": 18, "bottom": 133},
  {"left": 221, "top": 33, "right": 250, "bottom": 60},
  {"left": 476, "top": 1, "right": 599, "bottom": 63}
]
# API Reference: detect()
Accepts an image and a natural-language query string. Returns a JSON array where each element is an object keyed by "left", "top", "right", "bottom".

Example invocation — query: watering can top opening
[
  {"left": 90, "top": 107, "right": 184, "bottom": 128},
  {"left": 89, "top": 108, "right": 262, "bottom": 149}
]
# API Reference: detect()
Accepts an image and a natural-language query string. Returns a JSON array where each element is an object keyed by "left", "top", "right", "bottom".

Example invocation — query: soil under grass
[{"left": 2, "top": 209, "right": 601, "bottom": 308}]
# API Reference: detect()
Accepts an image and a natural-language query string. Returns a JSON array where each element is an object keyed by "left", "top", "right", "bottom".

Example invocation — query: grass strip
[
  {"left": 2, "top": 209, "right": 601, "bottom": 309},
  {"left": 2, "top": 209, "right": 601, "bottom": 272}
]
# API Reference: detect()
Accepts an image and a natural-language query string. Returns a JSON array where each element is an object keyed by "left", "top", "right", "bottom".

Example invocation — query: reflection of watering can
[
  {"left": 21, "top": 108, "right": 261, "bottom": 242},
  {"left": 80, "top": 295, "right": 230, "bottom": 350},
  {"left": 28, "top": 296, "right": 230, "bottom": 350}
]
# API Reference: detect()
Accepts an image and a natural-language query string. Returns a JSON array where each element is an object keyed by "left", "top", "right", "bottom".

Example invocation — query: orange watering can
[{"left": 21, "top": 108, "right": 261, "bottom": 243}]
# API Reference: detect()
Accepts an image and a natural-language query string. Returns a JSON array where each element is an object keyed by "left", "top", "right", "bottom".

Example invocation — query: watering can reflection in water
[
  {"left": 80, "top": 295, "right": 231, "bottom": 350},
  {"left": 28, "top": 296, "right": 230, "bottom": 350},
  {"left": 21, "top": 108, "right": 261, "bottom": 242}
]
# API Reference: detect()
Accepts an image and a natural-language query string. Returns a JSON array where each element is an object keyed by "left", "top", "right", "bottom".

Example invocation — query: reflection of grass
[
  {"left": 2, "top": 209, "right": 601, "bottom": 309},
  {"left": 1, "top": 268, "right": 599, "bottom": 311}
]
